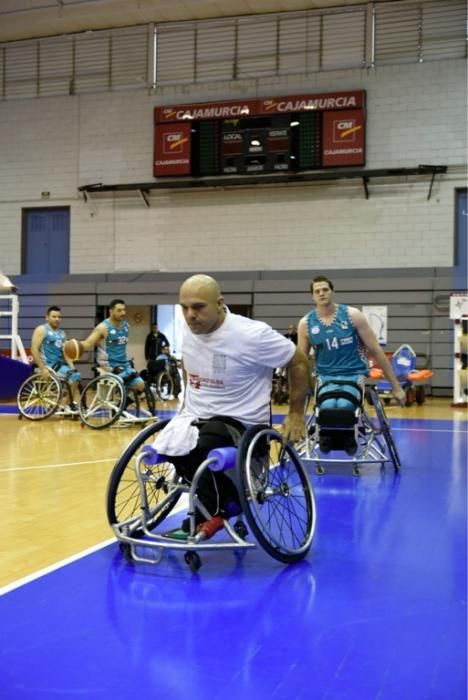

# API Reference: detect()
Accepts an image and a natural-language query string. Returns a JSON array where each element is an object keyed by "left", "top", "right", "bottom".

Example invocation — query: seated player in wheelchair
[
  {"left": 31, "top": 305, "right": 81, "bottom": 412},
  {"left": 143, "top": 344, "right": 182, "bottom": 398},
  {"left": 298, "top": 275, "right": 405, "bottom": 454},
  {"left": 148, "top": 274, "right": 310, "bottom": 541},
  {"left": 79, "top": 298, "right": 146, "bottom": 400}
]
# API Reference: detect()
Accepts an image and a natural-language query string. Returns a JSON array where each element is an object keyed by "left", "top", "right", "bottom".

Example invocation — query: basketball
[{"left": 63, "top": 338, "right": 85, "bottom": 361}]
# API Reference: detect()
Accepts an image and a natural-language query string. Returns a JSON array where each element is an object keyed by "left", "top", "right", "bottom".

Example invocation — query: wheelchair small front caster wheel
[
  {"left": 316, "top": 465, "right": 325, "bottom": 475},
  {"left": 234, "top": 520, "right": 248, "bottom": 539},
  {"left": 353, "top": 466, "right": 361, "bottom": 477},
  {"left": 185, "top": 551, "right": 202, "bottom": 573}
]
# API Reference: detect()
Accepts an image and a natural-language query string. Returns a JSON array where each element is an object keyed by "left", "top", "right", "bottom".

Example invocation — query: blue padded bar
[
  {"left": 140, "top": 445, "right": 168, "bottom": 466},
  {"left": 208, "top": 447, "right": 238, "bottom": 472}
]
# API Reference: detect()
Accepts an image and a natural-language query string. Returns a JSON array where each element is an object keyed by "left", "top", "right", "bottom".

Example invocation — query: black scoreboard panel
[
  {"left": 191, "top": 112, "right": 323, "bottom": 176},
  {"left": 296, "top": 112, "right": 322, "bottom": 170},
  {"left": 191, "top": 120, "right": 220, "bottom": 176},
  {"left": 219, "top": 114, "right": 291, "bottom": 175}
]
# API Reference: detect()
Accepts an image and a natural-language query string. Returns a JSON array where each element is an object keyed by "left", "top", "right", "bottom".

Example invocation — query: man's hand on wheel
[{"left": 281, "top": 413, "right": 306, "bottom": 444}]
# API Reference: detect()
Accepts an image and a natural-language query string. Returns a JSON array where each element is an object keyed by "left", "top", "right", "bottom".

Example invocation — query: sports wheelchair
[
  {"left": 107, "top": 420, "right": 316, "bottom": 572},
  {"left": 298, "top": 379, "right": 400, "bottom": 477},
  {"left": 141, "top": 356, "right": 182, "bottom": 402},
  {"left": 17, "top": 366, "right": 80, "bottom": 421},
  {"left": 79, "top": 365, "right": 157, "bottom": 430}
]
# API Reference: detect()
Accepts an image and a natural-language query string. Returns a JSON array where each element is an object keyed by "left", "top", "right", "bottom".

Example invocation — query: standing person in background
[
  {"left": 145, "top": 323, "right": 170, "bottom": 362},
  {"left": 285, "top": 323, "right": 298, "bottom": 345},
  {"left": 31, "top": 306, "right": 81, "bottom": 410}
]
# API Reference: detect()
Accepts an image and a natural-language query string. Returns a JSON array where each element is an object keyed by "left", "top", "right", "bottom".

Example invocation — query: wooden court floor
[{"left": 0, "top": 397, "right": 466, "bottom": 588}]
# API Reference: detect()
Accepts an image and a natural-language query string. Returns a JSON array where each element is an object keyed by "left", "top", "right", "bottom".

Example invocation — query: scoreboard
[{"left": 154, "top": 91, "right": 365, "bottom": 178}]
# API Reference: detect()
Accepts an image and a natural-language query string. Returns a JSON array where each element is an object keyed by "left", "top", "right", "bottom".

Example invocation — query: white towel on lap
[{"left": 152, "top": 413, "right": 199, "bottom": 456}]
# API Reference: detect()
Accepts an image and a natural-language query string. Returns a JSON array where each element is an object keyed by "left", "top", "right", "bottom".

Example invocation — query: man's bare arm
[
  {"left": 282, "top": 347, "right": 310, "bottom": 442},
  {"left": 350, "top": 308, "right": 406, "bottom": 406}
]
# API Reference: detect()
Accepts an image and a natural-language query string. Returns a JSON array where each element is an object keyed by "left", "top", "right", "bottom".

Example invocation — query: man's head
[
  {"left": 179, "top": 274, "right": 225, "bottom": 334},
  {"left": 160, "top": 345, "right": 170, "bottom": 355},
  {"left": 310, "top": 276, "right": 334, "bottom": 306},
  {"left": 108, "top": 299, "right": 126, "bottom": 323},
  {"left": 46, "top": 305, "right": 62, "bottom": 329}
]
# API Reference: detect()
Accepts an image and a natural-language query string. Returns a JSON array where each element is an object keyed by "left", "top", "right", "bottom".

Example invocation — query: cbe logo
[
  {"left": 163, "top": 132, "right": 188, "bottom": 154},
  {"left": 333, "top": 119, "right": 361, "bottom": 143}
]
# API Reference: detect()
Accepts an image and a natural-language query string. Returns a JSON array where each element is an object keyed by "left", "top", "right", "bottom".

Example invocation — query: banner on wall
[{"left": 362, "top": 306, "right": 388, "bottom": 346}]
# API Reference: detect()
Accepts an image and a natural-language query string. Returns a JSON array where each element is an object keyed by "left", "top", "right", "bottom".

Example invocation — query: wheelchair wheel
[
  {"left": 142, "top": 382, "right": 156, "bottom": 416},
  {"left": 17, "top": 372, "right": 61, "bottom": 420},
  {"left": 106, "top": 420, "right": 182, "bottom": 536},
  {"left": 369, "top": 387, "right": 401, "bottom": 470},
  {"left": 79, "top": 374, "right": 125, "bottom": 429},
  {"left": 237, "top": 426, "right": 316, "bottom": 563},
  {"left": 415, "top": 386, "right": 425, "bottom": 405},
  {"left": 157, "top": 370, "right": 174, "bottom": 400}
]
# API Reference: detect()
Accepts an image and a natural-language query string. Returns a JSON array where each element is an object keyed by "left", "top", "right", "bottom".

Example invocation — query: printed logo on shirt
[
  {"left": 188, "top": 372, "right": 225, "bottom": 390},
  {"left": 212, "top": 353, "right": 226, "bottom": 370},
  {"left": 311, "top": 326, "right": 320, "bottom": 335},
  {"left": 340, "top": 337, "right": 353, "bottom": 346},
  {"left": 340, "top": 321, "right": 349, "bottom": 330},
  {"left": 188, "top": 373, "right": 202, "bottom": 390}
]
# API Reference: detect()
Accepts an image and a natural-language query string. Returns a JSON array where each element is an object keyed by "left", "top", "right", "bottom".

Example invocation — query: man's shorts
[
  {"left": 112, "top": 365, "right": 144, "bottom": 388},
  {"left": 317, "top": 373, "right": 365, "bottom": 411},
  {"left": 55, "top": 364, "right": 81, "bottom": 384}
]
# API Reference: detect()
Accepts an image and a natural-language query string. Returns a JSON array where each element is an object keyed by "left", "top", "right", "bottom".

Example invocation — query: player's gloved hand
[
  {"left": 281, "top": 412, "right": 306, "bottom": 444},
  {"left": 393, "top": 386, "right": 406, "bottom": 407}
]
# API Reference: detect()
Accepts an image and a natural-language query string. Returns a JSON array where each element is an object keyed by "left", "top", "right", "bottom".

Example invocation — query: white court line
[
  {"left": 0, "top": 537, "right": 116, "bottom": 595},
  {"left": 0, "top": 458, "right": 115, "bottom": 473},
  {"left": 391, "top": 427, "right": 467, "bottom": 433}
]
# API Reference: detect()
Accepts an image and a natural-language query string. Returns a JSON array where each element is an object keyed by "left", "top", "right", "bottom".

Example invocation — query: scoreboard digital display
[{"left": 154, "top": 91, "right": 365, "bottom": 178}]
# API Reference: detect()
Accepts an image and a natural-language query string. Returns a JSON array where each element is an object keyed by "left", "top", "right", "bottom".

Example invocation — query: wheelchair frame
[
  {"left": 17, "top": 367, "right": 80, "bottom": 421},
  {"left": 79, "top": 370, "right": 157, "bottom": 429},
  {"left": 298, "top": 383, "right": 401, "bottom": 476},
  {"left": 107, "top": 420, "right": 316, "bottom": 572}
]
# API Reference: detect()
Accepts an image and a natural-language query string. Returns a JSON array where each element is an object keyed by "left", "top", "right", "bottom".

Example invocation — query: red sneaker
[{"left": 196, "top": 516, "right": 225, "bottom": 540}]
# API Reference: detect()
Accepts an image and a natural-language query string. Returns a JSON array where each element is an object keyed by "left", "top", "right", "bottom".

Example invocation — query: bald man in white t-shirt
[{"left": 159, "top": 274, "right": 310, "bottom": 541}]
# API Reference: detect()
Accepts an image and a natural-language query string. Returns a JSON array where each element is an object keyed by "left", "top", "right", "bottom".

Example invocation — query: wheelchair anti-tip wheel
[
  {"left": 368, "top": 387, "right": 401, "bottom": 470},
  {"left": 237, "top": 426, "right": 316, "bottom": 564},
  {"left": 17, "top": 372, "right": 61, "bottom": 420},
  {"left": 106, "top": 420, "right": 182, "bottom": 537},
  {"left": 79, "top": 374, "right": 125, "bottom": 429}
]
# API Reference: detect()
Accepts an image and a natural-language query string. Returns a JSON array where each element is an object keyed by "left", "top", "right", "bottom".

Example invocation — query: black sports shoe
[{"left": 344, "top": 436, "right": 357, "bottom": 456}]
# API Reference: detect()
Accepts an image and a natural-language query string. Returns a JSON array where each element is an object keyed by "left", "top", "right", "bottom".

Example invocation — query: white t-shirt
[{"left": 181, "top": 312, "right": 296, "bottom": 425}]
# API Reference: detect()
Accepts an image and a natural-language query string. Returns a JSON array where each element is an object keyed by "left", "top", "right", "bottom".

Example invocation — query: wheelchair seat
[{"left": 106, "top": 420, "right": 316, "bottom": 572}]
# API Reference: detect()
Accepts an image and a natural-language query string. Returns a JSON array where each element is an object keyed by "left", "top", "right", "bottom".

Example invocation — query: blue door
[
  {"left": 454, "top": 189, "right": 467, "bottom": 278},
  {"left": 23, "top": 208, "right": 70, "bottom": 274}
]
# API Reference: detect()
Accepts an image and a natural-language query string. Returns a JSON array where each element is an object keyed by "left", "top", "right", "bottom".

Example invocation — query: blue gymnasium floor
[{"left": 0, "top": 418, "right": 466, "bottom": 700}]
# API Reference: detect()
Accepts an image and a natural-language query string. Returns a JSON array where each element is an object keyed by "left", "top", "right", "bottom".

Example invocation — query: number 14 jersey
[{"left": 306, "top": 303, "right": 368, "bottom": 377}]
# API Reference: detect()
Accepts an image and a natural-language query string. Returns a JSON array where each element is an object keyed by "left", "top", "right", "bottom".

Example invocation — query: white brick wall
[{"left": 0, "top": 58, "right": 466, "bottom": 274}]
